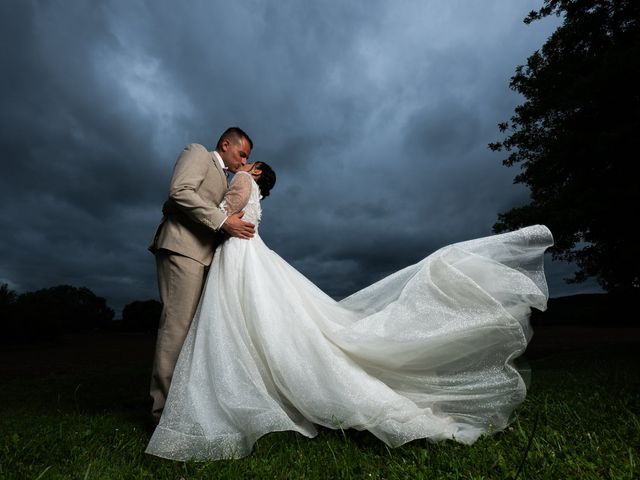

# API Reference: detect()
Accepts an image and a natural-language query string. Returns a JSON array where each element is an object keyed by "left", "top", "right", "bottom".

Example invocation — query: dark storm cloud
[
  {"left": 0, "top": 1, "right": 168, "bottom": 306},
  {"left": 0, "top": 1, "right": 601, "bottom": 314}
]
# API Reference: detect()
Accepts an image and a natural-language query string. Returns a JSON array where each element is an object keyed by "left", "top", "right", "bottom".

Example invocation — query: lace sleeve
[{"left": 220, "top": 171, "right": 253, "bottom": 215}]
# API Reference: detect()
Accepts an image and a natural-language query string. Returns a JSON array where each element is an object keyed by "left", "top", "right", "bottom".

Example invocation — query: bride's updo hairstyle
[{"left": 255, "top": 162, "right": 276, "bottom": 199}]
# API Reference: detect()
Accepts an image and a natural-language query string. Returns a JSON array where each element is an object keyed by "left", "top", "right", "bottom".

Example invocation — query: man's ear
[{"left": 219, "top": 139, "right": 229, "bottom": 152}]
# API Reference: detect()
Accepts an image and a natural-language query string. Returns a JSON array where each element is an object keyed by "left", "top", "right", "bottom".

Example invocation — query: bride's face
[{"left": 239, "top": 162, "right": 262, "bottom": 180}]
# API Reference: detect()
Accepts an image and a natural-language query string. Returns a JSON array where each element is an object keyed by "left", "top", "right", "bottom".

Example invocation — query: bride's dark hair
[{"left": 255, "top": 162, "right": 276, "bottom": 198}]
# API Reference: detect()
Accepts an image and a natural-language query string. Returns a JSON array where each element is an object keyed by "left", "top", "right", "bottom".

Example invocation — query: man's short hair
[{"left": 216, "top": 127, "right": 253, "bottom": 150}]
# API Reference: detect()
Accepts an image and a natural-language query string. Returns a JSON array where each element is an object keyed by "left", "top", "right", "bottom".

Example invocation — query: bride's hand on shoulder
[{"left": 221, "top": 211, "right": 255, "bottom": 239}]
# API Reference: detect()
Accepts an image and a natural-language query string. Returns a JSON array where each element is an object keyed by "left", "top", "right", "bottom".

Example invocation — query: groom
[{"left": 148, "top": 127, "right": 255, "bottom": 423}]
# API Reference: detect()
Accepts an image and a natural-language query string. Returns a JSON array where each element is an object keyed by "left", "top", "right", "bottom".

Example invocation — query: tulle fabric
[{"left": 145, "top": 223, "right": 553, "bottom": 461}]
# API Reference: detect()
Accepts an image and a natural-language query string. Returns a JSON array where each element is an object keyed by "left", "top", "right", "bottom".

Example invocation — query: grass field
[{"left": 1, "top": 330, "right": 638, "bottom": 479}]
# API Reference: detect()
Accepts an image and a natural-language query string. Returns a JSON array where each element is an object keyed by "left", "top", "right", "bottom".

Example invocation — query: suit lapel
[{"left": 209, "top": 151, "right": 228, "bottom": 187}]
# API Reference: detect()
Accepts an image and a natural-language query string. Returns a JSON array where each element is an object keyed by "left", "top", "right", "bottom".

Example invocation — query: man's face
[{"left": 219, "top": 137, "right": 251, "bottom": 173}]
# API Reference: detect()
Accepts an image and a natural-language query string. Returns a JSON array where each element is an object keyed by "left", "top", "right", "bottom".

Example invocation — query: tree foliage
[
  {"left": 490, "top": 0, "right": 640, "bottom": 292},
  {"left": 122, "top": 299, "right": 161, "bottom": 332},
  {"left": 0, "top": 282, "right": 17, "bottom": 307},
  {"left": 1, "top": 285, "right": 114, "bottom": 343}
]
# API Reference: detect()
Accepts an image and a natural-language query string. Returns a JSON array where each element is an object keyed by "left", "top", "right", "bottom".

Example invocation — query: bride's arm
[{"left": 220, "top": 172, "right": 253, "bottom": 215}]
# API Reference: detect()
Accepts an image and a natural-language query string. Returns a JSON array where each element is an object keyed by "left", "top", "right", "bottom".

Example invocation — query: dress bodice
[{"left": 219, "top": 171, "right": 262, "bottom": 228}]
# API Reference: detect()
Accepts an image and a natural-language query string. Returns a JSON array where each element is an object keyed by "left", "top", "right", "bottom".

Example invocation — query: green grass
[{"left": 1, "top": 344, "right": 639, "bottom": 479}]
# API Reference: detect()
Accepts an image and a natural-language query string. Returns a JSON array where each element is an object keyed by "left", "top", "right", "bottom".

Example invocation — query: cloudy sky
[{"left": 0, "top": 0, "right": 602, "bottom": 315}]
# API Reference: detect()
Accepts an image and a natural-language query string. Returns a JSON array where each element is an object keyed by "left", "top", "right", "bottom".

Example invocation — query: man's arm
[
  {"left": 167, "top": 144, "right": 227, "bottom": 230},
  {"left": 162, "top": 199, "right": 255, "bottom": 239}
]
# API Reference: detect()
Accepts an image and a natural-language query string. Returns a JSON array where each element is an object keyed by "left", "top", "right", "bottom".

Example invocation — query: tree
[
  {"left": 0, "top": 283, "right": 18, "bottom": 341},
  {"left": 10, "top": 285, "right": 114, "bottom": 340},
  {"left": 489, "top": 0, "right": 640, "bottom": 293},
  {"left": 121, "top": 299, "right": 161, "bottom": 332},
  {"left": 0, "top": 282, "right": 17, "bottom": 306}
]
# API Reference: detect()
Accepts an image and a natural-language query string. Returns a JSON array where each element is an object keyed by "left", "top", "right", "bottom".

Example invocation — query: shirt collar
[{"left": 212, "top": 150, "right": 228, "bottom": 171}]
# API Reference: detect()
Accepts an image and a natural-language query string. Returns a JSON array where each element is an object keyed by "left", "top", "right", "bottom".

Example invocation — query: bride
[{"left": 146, "top": 162, "right": 553, "bottom": 461}]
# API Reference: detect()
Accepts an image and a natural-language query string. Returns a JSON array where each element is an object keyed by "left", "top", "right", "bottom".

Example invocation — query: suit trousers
[{"left": 150, "top": 249, "right": 208, "bottom": 420}]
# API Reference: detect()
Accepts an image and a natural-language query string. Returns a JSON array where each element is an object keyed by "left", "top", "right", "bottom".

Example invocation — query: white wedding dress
[{"left": 146, "top": 171, "right": 553, "bottom": 461}]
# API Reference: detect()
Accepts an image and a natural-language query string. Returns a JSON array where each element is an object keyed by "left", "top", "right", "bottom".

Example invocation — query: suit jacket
[{"left": 149, "top": 143, "right": 228, "bottom": 266}]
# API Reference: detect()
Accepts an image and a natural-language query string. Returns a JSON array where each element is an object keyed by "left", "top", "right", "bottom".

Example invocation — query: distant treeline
[
  {"left": 0, "top": 283, "right": 161, "bottom": 344},
  {"left": 532, "top": 292, "right": 639, "bottom": 327},
  {"left": 2, "top": 283, "right": 636, "bottom": 345}
]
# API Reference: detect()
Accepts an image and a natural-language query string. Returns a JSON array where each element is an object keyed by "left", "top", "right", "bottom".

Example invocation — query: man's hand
[{"left": 221, "top": 212, "right": 255, "bottom": 239}]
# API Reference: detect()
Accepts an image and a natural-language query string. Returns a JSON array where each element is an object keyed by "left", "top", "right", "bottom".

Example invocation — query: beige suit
[{"left": 148, "top": 143, "right": 228, "bottom": 419}]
